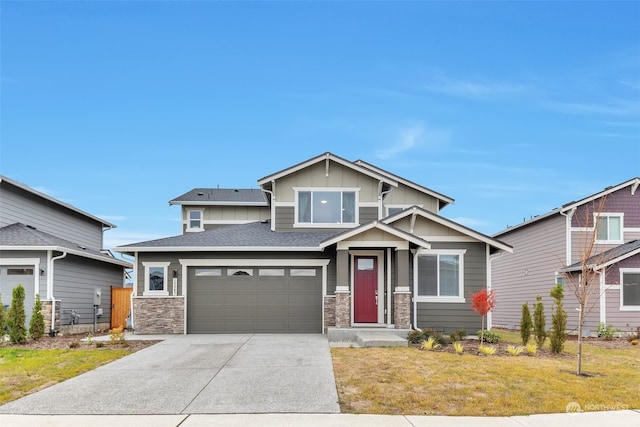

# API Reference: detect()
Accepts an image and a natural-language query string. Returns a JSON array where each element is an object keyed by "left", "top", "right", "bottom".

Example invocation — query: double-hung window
[
  {"left": 296, "top": 189, "right": 357, "bottom": 226},
  {"left": 414, "top": 250, "right": 465, "bottom": 303},
  {"left": 595, "top": 213, "right": 623, "bottom": 243},
  {"left": 143, "top": 262, "right": 170, "bottom": 296},
  {"left": 620, "top": 269, "right": 640, "bottom": 311},
  {"left": 186, "top": 210, "right": 204, "bottom": 232}
]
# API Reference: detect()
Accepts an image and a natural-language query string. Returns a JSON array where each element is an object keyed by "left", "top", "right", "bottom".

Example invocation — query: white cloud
[
  {"left": 375, "top": 124, "right": 451, "bottom": 160},
  {"left": 420, "top": 72, "right": 529, "bottom": 99},
  {"left": 546, "top": 98, "right": 640, "bottom": 117}
]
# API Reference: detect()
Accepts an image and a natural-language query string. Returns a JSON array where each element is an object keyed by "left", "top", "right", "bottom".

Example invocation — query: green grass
[
  {"left": 331, "top": 331, "right": 640, "bottom": 416},
  {"left": 0, "top": 347, "right": 132, "bottom": 404}
]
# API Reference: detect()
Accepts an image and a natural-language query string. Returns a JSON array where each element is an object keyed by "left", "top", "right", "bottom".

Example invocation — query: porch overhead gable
[{"left": 319, "top": 220, "right": 431, "bottom": 250}]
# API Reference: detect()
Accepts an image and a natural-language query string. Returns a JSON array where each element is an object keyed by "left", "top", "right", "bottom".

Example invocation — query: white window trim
[
  {"left": 386, "top": 204, "right": 422, "bottom": 216},
  {"left": 142, "top": 262, "right": 170, "bottom": 296},
  {"left": 185, "top": 209, "right": 204, "bottom": 232},
  {"left": 293, "top": 187, "right": 360, "bottom": 228},
  {"left": 414, "top": 249, "right": 466, "bottom": 303},
  {"left": 594, "top": 212, "right": 624, "bottom": 244},
  {"left": 620, "top": 268, "right": 640, "bottom": 311}
]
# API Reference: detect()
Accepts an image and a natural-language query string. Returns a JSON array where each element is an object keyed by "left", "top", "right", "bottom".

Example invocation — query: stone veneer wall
[
  {"left": 393, "top": 291, "right": 411, "bottom": 329},
  {"left": 324, "top": 296, "right": 336, "bottom": 331},
  {"left": 133, "top": 297, "right": 185, "bottom": 334},
  {"left": 335, "top": 292, "right": 350, "bottom": 328}
]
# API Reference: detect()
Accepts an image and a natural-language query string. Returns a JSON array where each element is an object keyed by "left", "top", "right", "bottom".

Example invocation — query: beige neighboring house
[{"left": 492, "top": 178, "right": 640, "bottom": 335}]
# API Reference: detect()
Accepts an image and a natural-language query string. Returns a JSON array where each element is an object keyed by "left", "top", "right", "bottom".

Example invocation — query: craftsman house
[
  {"left": 492, "top": 178, "right": 640, "bottom": 335},
  {"left": 115, "top": 153, "right": 512, "bottom": 335},
  {"left": 0, "top": 175, "right": 132, "bottom": 334}
]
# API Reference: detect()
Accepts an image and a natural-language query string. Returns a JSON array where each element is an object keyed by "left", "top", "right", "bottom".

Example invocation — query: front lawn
[{"left": 331, "top": 330, "right": 640, "bottom": 416}]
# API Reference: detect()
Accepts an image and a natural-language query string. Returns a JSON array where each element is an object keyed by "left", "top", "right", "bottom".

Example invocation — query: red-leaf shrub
[{"left": 471, "top": 289, "right": 495, "bottom": 316}]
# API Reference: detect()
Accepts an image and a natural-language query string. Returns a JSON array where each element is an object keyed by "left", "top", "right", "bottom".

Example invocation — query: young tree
[
  {"left": 29, "top": 294, "right": 46, "bottom": 340},
  {"left": 520, "top": 302, "right": 533, "bottom": 345},
  {"left": 0, "top": 292, "right": 6, "bottom": 341},
  {"left": 471, "top": 288, "right": 495, "bottom": 347},
  {"left": 533, "top": 295, "right": 546, "bottom": 348},
  {"left": 560, "top": 197, "right": 611, "bottom": 375},
  {"left": 7, "top": 284, "right": 27, "bottom": 344},
  {"left": 549, "top": 284, "right": 567, "bottom": 354}
]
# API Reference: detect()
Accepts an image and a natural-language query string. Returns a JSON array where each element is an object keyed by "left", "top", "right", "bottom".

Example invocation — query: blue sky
[{"left": 2, "top": 1, "right": 639, "bottom": 249}]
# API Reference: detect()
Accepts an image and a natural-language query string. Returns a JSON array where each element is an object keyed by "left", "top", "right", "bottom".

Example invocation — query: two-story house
[
  {"left": 491, "top": 178, "right": 640, "bottom": 335},
  {"left": 114, "top": 153, "right": 512, "bottom": 335},
  {"left": 0, "top": 175, "right": 132, "bottom": 334}
]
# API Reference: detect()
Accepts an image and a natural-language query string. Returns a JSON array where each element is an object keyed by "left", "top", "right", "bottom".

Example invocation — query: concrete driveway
[{"left": 0, "top": 334, "right": 340, "bottom": 415}]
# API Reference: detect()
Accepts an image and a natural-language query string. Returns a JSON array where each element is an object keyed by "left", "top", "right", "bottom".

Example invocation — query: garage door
[{"left": 187, "top": 266, "right": 322, "bottom": 333}]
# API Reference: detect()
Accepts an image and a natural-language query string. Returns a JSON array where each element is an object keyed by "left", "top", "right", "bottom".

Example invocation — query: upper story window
[
  {"left": 142, "top": 262, "right": 170, "bottom": 296},
  {"left": 295, "top": 189, "right": 357, "bottom": 227},
  {"left": 186, "top": 209, "right": 204, "bottom": 232},
  {"left": 595, "top": 213, "right": 623, "bottom": 243},
  {"left": 414, "top": 249, "right": 466, "bottom": 303},
  {"left": 620, "top": 269, "right": 640, "bottom": 311}
]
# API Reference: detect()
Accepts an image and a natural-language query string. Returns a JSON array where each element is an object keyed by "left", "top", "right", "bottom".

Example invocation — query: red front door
[{"left": 354, "top": 256, "right": 378, "bottom": 323}]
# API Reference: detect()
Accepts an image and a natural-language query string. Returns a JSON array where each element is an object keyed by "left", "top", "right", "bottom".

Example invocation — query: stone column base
[
  {"left": 324, "top": 296, "right": 336, "bottom": 331},
  {"left": 335, "top": 291, "right": 351, "bottom": 328},
  {"left": 394, "top": 291, "right": 411, "bottom": 329}
]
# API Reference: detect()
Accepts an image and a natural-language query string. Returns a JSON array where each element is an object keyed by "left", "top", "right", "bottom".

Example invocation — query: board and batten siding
[
  {"left": 491, "top": 214, "right": 566, "bottom": 330},
  {"left": 0, "top": 184, "right": 104, "bottom": 250},
  {"left": 136, "top": 251, "right": 337, "bottom": 297},
  {"left": 383, "top": 186, "right": 440, "bottom": 214},
  {"left": 53, "top": 255, "right": 124, "bottom": 327},
  {"left": 415, "top": 242, "right": 487, "bottom": 333},
  {"left": 182, "top": 205, "right": 270, "bottom": 232}
]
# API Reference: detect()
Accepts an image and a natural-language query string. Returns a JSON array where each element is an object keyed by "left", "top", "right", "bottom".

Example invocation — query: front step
[{"left": 355, "top": 332, "right": 408, "bottom": 348}]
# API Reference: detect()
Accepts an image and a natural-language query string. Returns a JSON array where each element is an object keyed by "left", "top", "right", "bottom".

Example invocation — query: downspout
[
  {"left": 261, "top": 180, "right": 276, "bottom": 232},
  {"left": 559, "top": 208, "right": 576, "bottom": 266},
  {"left": 48, "top": 250, "right": 68, "bottom": 335},
  {"left": 598, "top": 269, "right": 606, "bottom": 324},
  {"left": 487, "top": 249, "right": 505, "bottom": 330}
]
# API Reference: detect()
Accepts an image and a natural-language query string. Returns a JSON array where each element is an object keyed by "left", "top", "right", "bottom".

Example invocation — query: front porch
[{"left": 327, "top": 327, "right": 412, "bottom": 347}]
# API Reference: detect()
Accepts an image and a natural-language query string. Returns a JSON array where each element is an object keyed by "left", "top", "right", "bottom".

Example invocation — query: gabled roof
[
  {"left": 383, "top": 206, "right": 513, "bottom": 253},
  {"left": 319, "top": 220, "right": 432, "bottom": 249},
  {"left": 0, "top": 223, "right": 131, "bottom": 268},
  {"left": 169, "top": 188, "right": 268, "bottom": 206},
  {"left": 353, "top": 159, "right": 455, "bottom": 209},
  {"left": 257, "top": 152, "right": 399, "bottom": 187},
  {"left": 113, "top": 221, "right": 339, "bottom": 253},
  {"left": 560, "top": 239, "right": 640, "bottom": 273},
  {"left": 494, "top": 177, "right": 640, "bottom": 237},
  {"left": 0, "top": 176, "right": 117, "bottom": 229}
]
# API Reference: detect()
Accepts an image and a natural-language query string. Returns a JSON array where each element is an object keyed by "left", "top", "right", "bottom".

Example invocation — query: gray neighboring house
[
  {"left": 115, "top": 152, "right": 512, "bottom": 335},
  {"left": 491, "top": 178, "right": 640, "bottom": 334},
  {"left": 0, "top": 175, "right": 132, "bottom": 334}
]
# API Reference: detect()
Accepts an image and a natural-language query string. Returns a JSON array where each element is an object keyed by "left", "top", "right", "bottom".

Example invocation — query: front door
[{"left": 354, "top": 256, "right": 377, "bottom": 323}]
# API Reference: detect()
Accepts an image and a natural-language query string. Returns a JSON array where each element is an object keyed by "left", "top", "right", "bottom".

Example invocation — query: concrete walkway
[
  {"left": 0, "top": 334, "right": 339, "bottom": 415},
  {"left": 1, "top": 411, "right": 639, "bottom": 426}
]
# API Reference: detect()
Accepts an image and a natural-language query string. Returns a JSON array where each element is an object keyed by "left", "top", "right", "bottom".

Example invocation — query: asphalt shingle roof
[
  {"left": 117, "top": 221, "right": 340, "bottom": 249},
  {"left": 562, "top": 239, "right": 640, "bottom": 272},
  {"left": 170, "top": 188, "right": 268, "bottom": 205}
]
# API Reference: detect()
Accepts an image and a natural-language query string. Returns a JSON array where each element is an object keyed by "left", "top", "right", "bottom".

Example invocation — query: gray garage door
[
  {"left": 0, "top": 266, "right": 36, "bottom": 326},
  {"left": 187, "top": 266, "right": 322, "bottom": 334}
]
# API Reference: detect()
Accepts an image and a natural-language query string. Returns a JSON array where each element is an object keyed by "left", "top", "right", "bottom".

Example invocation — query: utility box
[{"left": 93, "top": 288, "right": 102, "bottom": 306}]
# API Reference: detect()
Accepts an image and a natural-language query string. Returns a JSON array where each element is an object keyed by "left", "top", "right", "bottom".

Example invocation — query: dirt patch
[{"left": 0, "top": 332, "right": 161, "bottom": 352}]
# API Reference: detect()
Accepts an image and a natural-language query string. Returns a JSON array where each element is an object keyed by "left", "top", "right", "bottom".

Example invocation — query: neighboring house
[
  {"left": 0, "top": 175, "right": 132, "bottom": 334},
  {"left": 492, "top": 178, "right": 640, "bottom": 335},
  {"left": 114, "top": 152, "right": 512, "bottom": 335}
]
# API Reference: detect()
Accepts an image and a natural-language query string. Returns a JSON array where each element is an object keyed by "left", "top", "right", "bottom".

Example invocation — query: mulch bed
[{"left": 0, "top": 332, "right": 161, "bottom": 352}]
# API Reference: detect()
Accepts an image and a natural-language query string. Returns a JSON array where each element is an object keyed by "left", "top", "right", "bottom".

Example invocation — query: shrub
[
  {"left": 507, "top": 345, "right": 523, "bottom": 356},
  {"left": 478, "top": 345, "right": 496, "bottom": 356},
  {"left": 0, "top": 292, "right": 6, "bottom": 340},
  {"left": 29, "top": 294, "right": 46, "bottom": 340},
  {"left": 7, "top": 284, "right": 27, "bottom": 344},
  {"left": 596, "top": 322, "right": 620, "bottom": 340},
  {"left": 477, "top": 330, "right": 500, "bottom": 343},
  {"left": 69, "top": 341, "right": 80, "bottom": 349},
  {"left": 520, "top": 303, "right": 533, "bottom": 345},
  {"left": 453, "top": 341, "right": 464, "bottom": 354},
  {"left": 526, "top": 342, "right": 538, "bottom": 355},
  {"left": 549, "top": 284, "right": 567, "bottom": 353},
  {"left": 421, "top": 336, "right": 441, "bottom": 351},
  {"left": 422, "top": 328, "right": 450, "bottom": 346},
  {"left": 407, "top": 330, "right": 423, "bottom": 344},
  {"left": 109, "top": 326, "right": 126, "bottom": 344},
  {"left": 533, "top": 295, "right": 546, "bottom": 348},
  {"left": 449, "top": 328, "right": 467, "bottom": 342},
  {"left": 96, "top": 342, "right": 105, "bottom": 348},
  {"left": 631, "top": 339, "right": 639, "bottom": 346}
]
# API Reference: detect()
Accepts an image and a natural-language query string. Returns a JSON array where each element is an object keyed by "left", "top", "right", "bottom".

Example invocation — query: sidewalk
[{"left": 2, "top": 410, "right": 639, "bottom": 427}]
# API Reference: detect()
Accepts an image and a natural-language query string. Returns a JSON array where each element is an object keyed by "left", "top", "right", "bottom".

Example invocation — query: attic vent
[
  {"left": 197, "top": 192, "right": 204, "bottom": 196},
  {"left": 234, "top": 189, "right": 239, "bottom": 192},
  {"left": 77, "top": 245, "right": 86, "bottom": 250}
]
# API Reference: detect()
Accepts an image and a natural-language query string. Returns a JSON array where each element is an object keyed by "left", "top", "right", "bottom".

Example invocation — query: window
[
  {"left": 555, "top": 275, "right": 564, "bottom": 287},
  {"left": 186, "top": 210, "right": 204, "bottom": 232},
  {"left": 290, "top": 268, "right": 317, "bottom": 277},
  {"left": 414, "top": 250, "right": 465, "bottom": 302},
  {"left": 595, "top": 214, "right": 623, "bottom": 243},
  {"left": 621, "top": 269, "right": 640, "bottom": 310},
  {"left": 7, "top": 268, "right": 34, "bottom": 275},
  {"left": 228, "top": 268, "right": 253, "bottom": 276},
  {"left": 259, "top": 269, "right": 285, "bottom": 276},
  {"left": 296, "top": 190, "right": 357, "bottom": 225},
  {"left": 194, "top": 268, "right": 221, "bottom": 276},
  {"left": 143, "top": 262, "right": 170, "bottom": 296}
]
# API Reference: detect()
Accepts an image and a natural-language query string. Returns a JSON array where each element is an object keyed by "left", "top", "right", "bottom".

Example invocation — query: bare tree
[{"left": 560, "top": 196, "right": 611, "bottom": 376}]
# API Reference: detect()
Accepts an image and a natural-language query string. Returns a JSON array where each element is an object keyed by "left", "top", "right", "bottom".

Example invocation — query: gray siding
[
  {"left": 181, "top": 205, "right": 270, "bottom": 233},
  {"left": 54, "top": 255, "right": 124, "bottom": 327},
  {"left": 0, "top": 184, "right": 104, "bottom": 250},
  {"left": 415, "top": 242, "right": 487, "bottom": 333},
  {"left": 359, "top": 207, "right": 378, "bottom": 224},
  {"left": 492, "top": 214, "right": 566, "bottom": 330}
]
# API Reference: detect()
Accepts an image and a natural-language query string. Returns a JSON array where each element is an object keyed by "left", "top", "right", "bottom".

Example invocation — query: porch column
[
  {"left": 394, "top": 249, "right": 411, "bottom": 329},
  {"left": 335, "top": 249, "right": 351, "bottom": 328}
]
